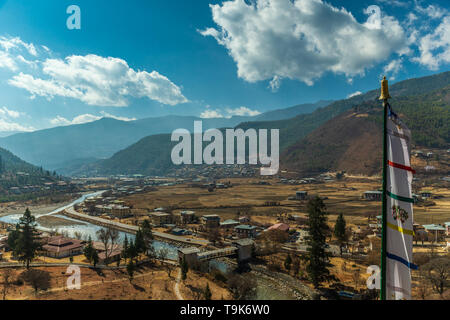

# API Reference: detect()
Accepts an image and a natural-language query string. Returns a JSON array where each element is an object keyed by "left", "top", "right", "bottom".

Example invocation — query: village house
[
  {"left": 149, "top": 212, "right": 172, "bottom": 226},
  {"left": 238, "top": 216, "right": 250, "bottom": 224},
  {"left": 423, "top": 224, "right": 447, "bottom": 242},
  {"left": 234, "top": 224, "right": 258, "bottom": 238},
  {"left": 295, "top": 191, "right": 308, "bottom": 200},
  {"left": 220, "top": 219, "right": 240, "bottom": 231},
  {"left": 267, "top": 223, "right": 290, "bottom": 233},
  {"left": 41, "top": 236, "right": 84, "bottom": 258},
  {"left": 93, "top": 242, "right": 123, "bottom": 265},
  {"left": 363, "top": 191, "right": 383, "bottom": 201},
  {"left": 179, "top": 210, "right": 196, "bottom": 224},
  {"left": 201, "top": 214, "right": 221, "bottom": 229}
]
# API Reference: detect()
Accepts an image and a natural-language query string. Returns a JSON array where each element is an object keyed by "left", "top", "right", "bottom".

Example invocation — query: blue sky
[{"left": 0, "top": 0, "right": 449, "bottom": 132}]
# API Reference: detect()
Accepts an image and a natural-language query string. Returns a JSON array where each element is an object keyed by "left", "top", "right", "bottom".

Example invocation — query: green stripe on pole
[{"left": 386, "top": 191, "right": 414, "bottom": 203}]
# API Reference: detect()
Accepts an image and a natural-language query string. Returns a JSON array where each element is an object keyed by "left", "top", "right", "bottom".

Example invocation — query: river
[{"left": 0, "top": 191, "right": 179, "bottom": 259}]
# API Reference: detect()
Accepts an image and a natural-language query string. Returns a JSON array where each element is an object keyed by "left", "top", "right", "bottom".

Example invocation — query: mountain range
[
  {"left": 0, "top": 100, "right": 332, "bottom": 173},
  {"left": 71, "top": 71, "right": 450, "bottom": 177}
]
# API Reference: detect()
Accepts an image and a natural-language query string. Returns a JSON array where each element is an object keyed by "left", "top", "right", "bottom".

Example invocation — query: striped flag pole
[
  {"left": 380, "top": 76, "right": 418, "bottom": 300},
  {"left": 380, "top": 76, "right": 389, "bottom": 301}
]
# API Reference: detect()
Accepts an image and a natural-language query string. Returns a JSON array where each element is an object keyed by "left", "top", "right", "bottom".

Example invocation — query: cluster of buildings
[{"left": 8, "top": 180, "right": 75, "bottom": 195}]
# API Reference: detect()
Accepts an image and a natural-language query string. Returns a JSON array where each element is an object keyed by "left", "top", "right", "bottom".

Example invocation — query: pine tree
[
  {"left": 83, "top": 236, "right": 95, "bottom": 263},
  {"left": 204, "top": 282, "right": 212, "bottom": 300},
  {"left": 306, "top": 197, "right": 333, "bottom": 288},
  {"left": 14, "top": 208, "right": 42, "bottom": 269},
  {"left": 334, "top": 213, "right": 347, "bottom": 256},
  {"left": 181, "top": 256, "right": 188, "bottom": 281},
  {"left": 127, "top": 261, "right": 135, "bottom": 283},
  {"left": 134, "top": 229, "right": 146, "bottom": 258},
  {"left": 284, "top": 254, "right": 292, "bottom": 272},
  {"left": 122, "top": 235, "right": 129, "bottom": 264}
]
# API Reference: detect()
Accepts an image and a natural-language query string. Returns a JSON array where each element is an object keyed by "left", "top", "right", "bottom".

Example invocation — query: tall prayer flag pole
[
  {"left": 379, "top": 76, "right": 390, "bottom": 301},
  {"left": 379, "top": 76, "right": 417, "bottom": 300}
]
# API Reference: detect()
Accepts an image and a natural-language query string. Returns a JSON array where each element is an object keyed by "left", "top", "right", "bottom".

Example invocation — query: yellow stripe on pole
[{"left": 387, "top": 222, "right": 414, "bottom": 236}]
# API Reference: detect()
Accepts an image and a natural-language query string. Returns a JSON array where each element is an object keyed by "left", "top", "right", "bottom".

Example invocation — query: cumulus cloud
[
  {"left": 50, "top": 111, "right": 136, "bottom": 126},
  {"left": 0, "top": 106, "right": 32, "bottom": 132},
  {"left": 200, "top": 0, "right": 408, "bottom": 87},
  {"left": 99, "top": 111, "right": 136, "bottom": 121},
  {"left": 0, "top": 119, "right": 34, "bottom": 132},
  {"left": 50, "top": 114, "right": 102, "bottom": 126},
  {"left": 413, "top": 16, "right": 450, "bottom": 70},
  {"left": 347, "top": 91, "right": 362, "bottom": 99},
  {"left": 383, "top": 58, "right": 403, "bottom": 79},
  {"left": 0, "top": 36, "right": 37, "bottom": 56},
  {"left": 225, "top": 106, "right": 261, "bottom": 117},
  {"left": 200, "top": 106, "right": 261, "bottom": 118},
  {"left": 9, "top": 54, "right": 188, "bottom": 107},
  {"left": 200, "top": 109, "right": 224, "bottom": 118},
  {"left": 415, "top": 1, "right": 448, "bottom": 19},
  {"left": 0, "top": 106, "right": 22, "bottom": 119}
]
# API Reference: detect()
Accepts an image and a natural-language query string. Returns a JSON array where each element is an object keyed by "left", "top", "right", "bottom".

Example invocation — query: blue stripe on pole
[{"left": 386, "top": 252, "right": 418, "bottom": 270}]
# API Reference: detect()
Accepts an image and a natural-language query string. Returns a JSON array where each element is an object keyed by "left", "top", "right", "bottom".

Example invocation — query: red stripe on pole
[{"left": 388, "top": 161, "right": 416, "bottom": 174}]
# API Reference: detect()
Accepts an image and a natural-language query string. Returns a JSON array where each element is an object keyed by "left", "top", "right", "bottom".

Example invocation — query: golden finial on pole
[{"left": 379, "top": 76, "right": 391, "bottom": 100}]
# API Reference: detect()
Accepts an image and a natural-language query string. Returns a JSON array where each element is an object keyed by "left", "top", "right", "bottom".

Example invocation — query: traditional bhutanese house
[
  {"left": 149, "top": 212, "right": 172, "bottom": 226},
  {"left": 423, "top": 224, "right": 447, "bottom": 240},
  {"left": 238, "top": 216, "right": 250, "bottom": 224},
  {"left": 445, "top": 222, "right": 450, "bottom": 236},
  {"left": 295, "top": 191, "right": 308, "bottom": 200},
  {"left": 234, "top": 225, "right": 258, "bottom": 238},
  {"left": 177, "top": 247, "right": 200, "bottom": 266},
  {"left": 267, "top": 223, "right": 290, "bottom": 233},
  {"left": 180, "top": 210, "right": 195, "bottom": 224},
  {"left": 201, "top": 214, "right": 221, "bottom": 228},
  {"left": 42, "top": 236, "right": 84, "bottom": 258},
  {"left": 363, "top": 191, "right": 382, "bottom": 201},
  {"left": 98, "top": 248, "right": 122, "bottom": 265},
  {"left": 93, "top": 242, "right": 123, "bottom": 265},
  {"left": 220, "top": 219, "right": 240, "bottom": 230}
]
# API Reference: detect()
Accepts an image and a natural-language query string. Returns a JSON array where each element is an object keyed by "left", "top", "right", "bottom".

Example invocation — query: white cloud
[
  {"left": 50, "top": 114, "right": 102, "bottom": 126},
  {"left": 200, "top": 109, "right": 224, "bottom": 118},
  {"left": 50, "top": 111, "right": 136, "bottom": 126},
  {"left": 0, "top": 119, "right": 34, "bottom": 132},
  {"left": 0, "top": 50, "right": 17, "bottom": 71},
  {"left": 347, "top": 91, "right": 362, "bottom": 99},
  {"left": 0, "top": 36, "right": 37, "bottom": 56},
  {"left": 200, "top": 0, "right": 408, "bottom": 87},
  {"left": 200, "top": 106, "right": 261, "bottom": 118},
  {"left": 269, "top": 75, "right": 282, "bottom": 92},
  {"left": 415, "top": 1, "right": 448, "bottom": 19},
  {"left": 413, "top": 16, "right": 450, "bottom": 70},
  {"left": 0, "top": 106, "right": 32, "bottom": 132},
  {"left": 9, "top": 54, "right": 188, "bottom": 107},
  {"left": 225, "top": 106, "right": 261, "bottom": 117},
  {"left": 383, "top": 58, "right": 403, "bottom": 80},
  {"left": 99, "top": 111, "right": 136, "bottom": 121},
  {"left": 0, "top": 106, "right": 22, "bottom": 119}
]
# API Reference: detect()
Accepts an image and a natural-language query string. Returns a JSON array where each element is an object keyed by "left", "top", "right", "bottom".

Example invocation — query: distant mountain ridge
[
  {"left": 74, "top": 72, "right": 450, "bottom": 177},
  {"left": 0, "top": 100, "right": 332, "bottom": 172}
]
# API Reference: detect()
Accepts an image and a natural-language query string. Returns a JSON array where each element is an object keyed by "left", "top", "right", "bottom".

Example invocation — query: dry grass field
[
  {"left": 1, "top": 264, "right": 232, "bottom": 300},
  {"left": 120, "top": 177, "right": 450, "bottom": 228}
]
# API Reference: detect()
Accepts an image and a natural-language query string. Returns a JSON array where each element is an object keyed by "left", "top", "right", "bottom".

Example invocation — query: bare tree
[
  {"left": 423, "top": 258, "right": 450, "bottom": 297},
  {"left": 20, "top": 269, "right": 51, "bottom": 296},
  {"left": 352, "top": 268, "right": 361, "bottom": 291},
  {"left": 158, "top": 248, "right": 172, "bottom": 278},
  {"left": 1, "top": 269, "right": 14, "bottom": 300},
  {"left": 96, "top": 227, "right": 120, "bottom": 264}
]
